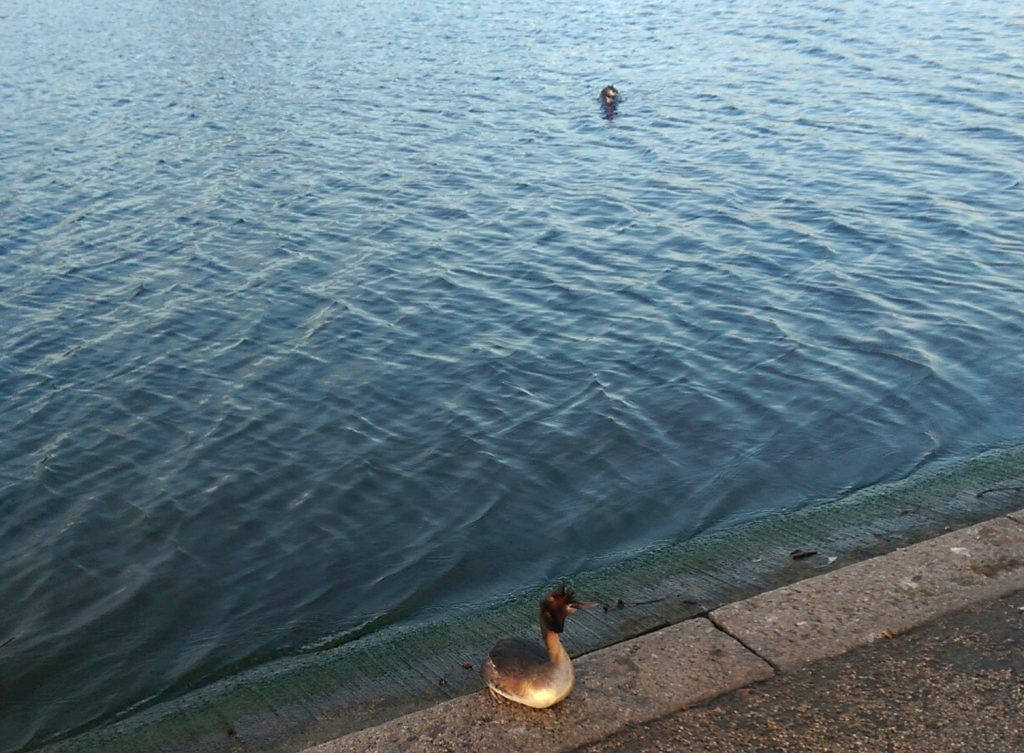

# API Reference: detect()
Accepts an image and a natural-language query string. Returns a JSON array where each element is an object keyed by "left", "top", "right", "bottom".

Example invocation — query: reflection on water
[{"left": 1, "top": 0, "right": 1023, "bottom": 749}]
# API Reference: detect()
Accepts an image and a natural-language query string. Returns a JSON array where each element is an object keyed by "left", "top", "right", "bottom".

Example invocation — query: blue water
[{"left": 2, "top": 0, "right": 1023, "bottom": 749}]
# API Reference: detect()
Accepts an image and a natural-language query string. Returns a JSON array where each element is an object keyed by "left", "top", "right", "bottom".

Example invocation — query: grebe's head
[
  {"left": 600, "top": 84, "right": 619, "bottom": 104},
  {"left": 540, "top": 584, "right": 598, "bottom": 633}
]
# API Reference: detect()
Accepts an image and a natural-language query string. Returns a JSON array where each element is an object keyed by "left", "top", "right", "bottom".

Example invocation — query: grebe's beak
[{"left": 572, "top": 602, "right": 599, "bottom": 610}]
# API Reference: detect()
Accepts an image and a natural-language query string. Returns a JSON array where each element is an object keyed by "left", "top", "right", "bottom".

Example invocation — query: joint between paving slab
[{"left": 706, "top": 612, "right": 781, "bottom": 673}]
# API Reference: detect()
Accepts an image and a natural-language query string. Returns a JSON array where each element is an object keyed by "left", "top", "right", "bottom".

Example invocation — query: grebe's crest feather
[{"left": 540, "top": 583, "right": 576, "bottom": 633}]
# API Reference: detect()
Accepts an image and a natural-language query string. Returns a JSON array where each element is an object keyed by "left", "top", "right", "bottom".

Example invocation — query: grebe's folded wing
[{"left": 486, "top": 637, "right": 548, "bottom": 672}]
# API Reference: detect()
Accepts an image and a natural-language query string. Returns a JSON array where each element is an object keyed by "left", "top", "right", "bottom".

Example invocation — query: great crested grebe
[
  {"left": 599, "top": 84, "right": 620, "bottom": 120},
  {"left": 481, "top": 585, "right": 597, "bottom": 708},
  {"left": 600, "top": 84, "right": 620, "bottom": 105}
]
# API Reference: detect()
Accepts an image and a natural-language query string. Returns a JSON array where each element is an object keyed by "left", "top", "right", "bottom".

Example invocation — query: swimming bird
[
  {"left": 599, "top": 84, "right": 620, "bottom": 119},
  {"left": 481, "top": 585, "right": 597, "bottom": 708}
]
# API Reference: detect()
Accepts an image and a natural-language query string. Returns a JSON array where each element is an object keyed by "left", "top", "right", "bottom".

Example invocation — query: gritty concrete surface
[
  {"left": 710, "top": 516, "right": 1024, "bottom": 671},
  {"left": 575, "top": 589, "right": 1024, "bottom": 753},
  {"left": 1008, "top": 507, "right": 1024, "bottom": 525},
  {"left": 303, "top": 618, "right": 772, "bottom": 753}
]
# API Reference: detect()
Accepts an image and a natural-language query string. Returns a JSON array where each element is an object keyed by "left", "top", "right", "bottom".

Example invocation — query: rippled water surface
[{"left": 2, "top": 0, "right": 1023, "bottom": 748}]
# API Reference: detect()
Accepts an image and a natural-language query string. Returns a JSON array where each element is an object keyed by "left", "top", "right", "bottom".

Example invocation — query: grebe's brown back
[{"left": 481, "top": 585, "right": 597, "bottom": 708}]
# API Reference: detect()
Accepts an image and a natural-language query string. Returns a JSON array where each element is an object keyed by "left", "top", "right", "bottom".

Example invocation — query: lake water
[{"left": 2, "top": 0, "right": 1023, "bottom": 750}]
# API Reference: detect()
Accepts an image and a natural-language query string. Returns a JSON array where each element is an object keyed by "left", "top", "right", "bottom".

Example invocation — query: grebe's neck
[{"left": 542, "top": 628, "right": 569, "bottom": 665}]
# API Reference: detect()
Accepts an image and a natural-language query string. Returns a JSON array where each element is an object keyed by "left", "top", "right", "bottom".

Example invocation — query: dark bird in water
[
  {"left": 599, "top": 84, "right": 620, "bottom": 119},
  {"left": 481, "top": 585, "right": 597, "bottom": 708}
]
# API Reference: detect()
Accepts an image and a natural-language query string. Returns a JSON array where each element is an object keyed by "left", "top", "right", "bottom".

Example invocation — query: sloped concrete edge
[
  {"left": 303, "top": 618, "right": 772, "bottom": 753},
  {"left": 710, "top": 515, "right": 1024, "bottom": 671},
  {"left": 299, "top": 510, "right": 1024, "bottom": 753}
]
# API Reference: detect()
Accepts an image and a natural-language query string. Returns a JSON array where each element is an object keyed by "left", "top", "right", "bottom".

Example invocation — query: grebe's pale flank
[{"left": 481, "top": 584, "right": 597, "bottom": 708}]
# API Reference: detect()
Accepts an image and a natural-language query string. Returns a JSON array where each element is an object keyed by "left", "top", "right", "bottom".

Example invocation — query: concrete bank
[
  {"left": 305, "top": 505, "right": 1024, "bottom": 753},
  {"left": 39, "top": 449, "right": 1024, "bottom": 753}
]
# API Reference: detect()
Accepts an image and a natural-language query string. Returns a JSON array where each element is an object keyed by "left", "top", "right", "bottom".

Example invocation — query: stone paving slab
[
  {"left": 1008, "top": 508, "right": 1024, "bottom": 525},
  {"left": 576, "top": 588, "right": 1024, "bottom": 753},
  {"left": 710, "top": 516, "right": 1024, "bottom": 671},
  {"left": 304, "top": 618, "right": 772, "bottom": 753}
]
